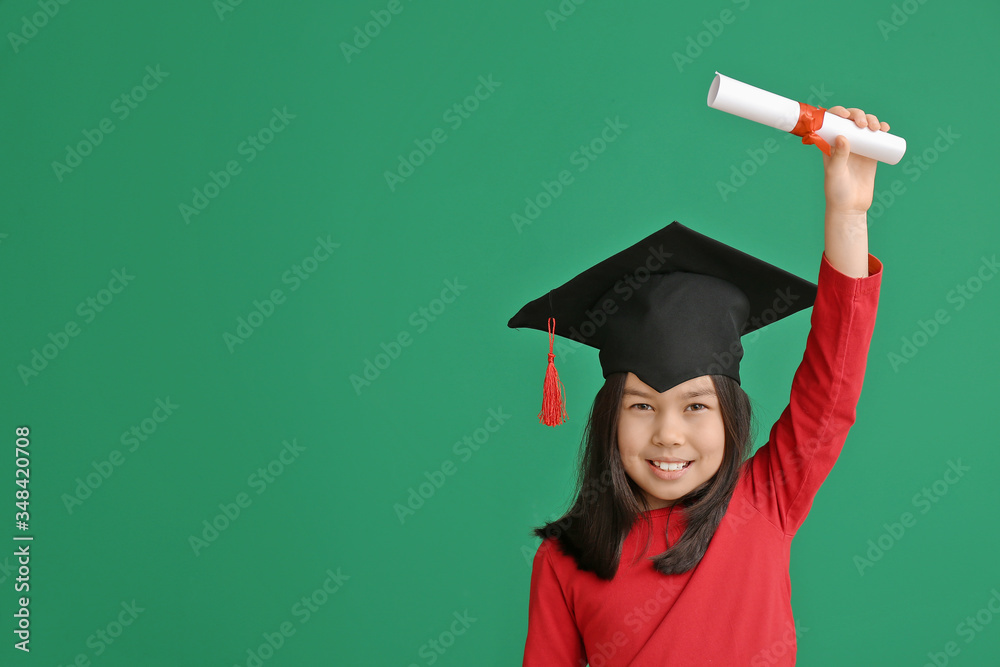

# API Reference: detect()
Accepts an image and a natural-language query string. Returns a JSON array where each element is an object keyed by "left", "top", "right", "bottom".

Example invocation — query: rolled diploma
[{"left": 707, "top": 72, "right": 906, "bottom": 165}]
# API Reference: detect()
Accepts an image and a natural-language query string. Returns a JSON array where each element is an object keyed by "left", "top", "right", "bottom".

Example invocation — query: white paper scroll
[{"left": 707, "top": 72, "right": 906, "bottom": 165}]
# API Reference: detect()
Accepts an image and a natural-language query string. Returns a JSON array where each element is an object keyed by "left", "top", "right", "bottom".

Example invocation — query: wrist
[{"left": 825, "top": 206, "right": 869, "bottom": 220}]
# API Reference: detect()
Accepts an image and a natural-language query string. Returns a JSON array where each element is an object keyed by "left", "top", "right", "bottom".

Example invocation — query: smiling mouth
[{"left": 648, "top": 460, "right": 692, "bottom": 471}]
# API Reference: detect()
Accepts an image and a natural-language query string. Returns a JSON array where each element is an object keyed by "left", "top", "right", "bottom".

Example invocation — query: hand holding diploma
[
  {"left": 707, "top": 72, "right": 906, "bottom": 164},
  {"left": 822, "top": 106, "right": 889, "bottom": 217}
]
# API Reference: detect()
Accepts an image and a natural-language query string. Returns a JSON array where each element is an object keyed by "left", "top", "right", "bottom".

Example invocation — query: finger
[
  {"left": 848, "top": 108, "right": 867, "bottom": 128},
  {"left": 865, "top": 113, "right": 880, "bottom": 131},
  {"left": 881, "top": 121, "right": 890, "bottom": 132},
  {"left": 827, "top": 105, "right": 849, "bottom": 118}
]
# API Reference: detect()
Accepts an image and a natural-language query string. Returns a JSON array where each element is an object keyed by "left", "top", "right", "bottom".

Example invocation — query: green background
[{"left": 2, "top": 0, "right": 998, "bottom": 664}]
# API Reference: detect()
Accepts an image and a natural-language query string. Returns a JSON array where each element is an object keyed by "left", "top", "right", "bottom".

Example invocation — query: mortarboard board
[{"left": 507, "top": 221, "right": 818, "bottom": 425}]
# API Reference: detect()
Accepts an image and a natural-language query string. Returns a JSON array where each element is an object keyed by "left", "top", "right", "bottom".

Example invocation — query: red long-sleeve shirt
[{"left": 523, "top": 252, "right": 883, "bottom": 666}]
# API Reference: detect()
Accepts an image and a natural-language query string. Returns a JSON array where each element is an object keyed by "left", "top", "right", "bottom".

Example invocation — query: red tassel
[{"left": 539, "top": 317, "right": 567, "bottom": 426}]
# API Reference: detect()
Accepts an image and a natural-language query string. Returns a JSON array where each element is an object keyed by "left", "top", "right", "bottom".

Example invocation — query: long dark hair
[{"left": 532, "top": 372, "right": 754, "bottom": 580}]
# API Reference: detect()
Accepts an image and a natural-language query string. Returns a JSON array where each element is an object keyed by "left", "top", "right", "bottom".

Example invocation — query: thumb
[{"left": 829, "top": 135, "right": 850, "bottom": 164}]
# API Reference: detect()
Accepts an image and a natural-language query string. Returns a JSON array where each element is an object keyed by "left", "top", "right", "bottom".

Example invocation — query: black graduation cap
[{"left": 507, "top": 221, "right": 818, "bottom": 425}]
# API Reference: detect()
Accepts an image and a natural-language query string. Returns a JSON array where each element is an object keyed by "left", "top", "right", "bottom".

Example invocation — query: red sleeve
[
  {"left": 744, "top": 252, "right": 883, "bottom": 535},
  {"left": 523, "top": 539, "right": 587, "bottom": 667}
]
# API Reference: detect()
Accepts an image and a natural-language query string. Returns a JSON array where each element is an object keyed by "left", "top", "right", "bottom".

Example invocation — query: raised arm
[{"left": 738, "top": 105, "right": 889, "bottom": 533}]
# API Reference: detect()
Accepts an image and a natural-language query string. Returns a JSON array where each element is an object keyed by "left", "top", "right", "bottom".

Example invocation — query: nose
[{"left": 651, "top": 412, "right": 684, "bottom": 447}]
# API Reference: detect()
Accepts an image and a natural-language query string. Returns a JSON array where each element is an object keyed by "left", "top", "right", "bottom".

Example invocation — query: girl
[{"left": 509, "top": 106, "right": 889, "bottom": 665}]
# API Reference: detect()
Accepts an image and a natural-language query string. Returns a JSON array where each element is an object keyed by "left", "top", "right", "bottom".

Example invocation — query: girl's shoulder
[
  {"left": 533, "top": 534, "right": 590, "bottom": 575},
  {"left": 536, "top": 535, "right": 570, "bottom": 562}
]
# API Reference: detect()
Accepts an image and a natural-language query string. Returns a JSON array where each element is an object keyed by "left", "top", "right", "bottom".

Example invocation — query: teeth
[{"left": 652, "top": 461, "right": 689, "bottom": 471}]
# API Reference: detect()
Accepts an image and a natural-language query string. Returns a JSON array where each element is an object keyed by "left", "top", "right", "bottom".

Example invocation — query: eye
[
  {"left": 629, "top": 403, "right": 653, "bottom": 411},
  {"left": 686, "top": 403, "right": 707, "bottom": 412}
]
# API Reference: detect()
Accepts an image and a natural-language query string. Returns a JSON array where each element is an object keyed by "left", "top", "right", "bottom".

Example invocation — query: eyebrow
[
  {"left": 623, "top": 388, "right": 655, "bottom": 399},
  {"left": 680, "top": 388, "right": 716, "bottom": 399},
  {"left": 623, "top": 386, "right": 716, "bottom": 400}
]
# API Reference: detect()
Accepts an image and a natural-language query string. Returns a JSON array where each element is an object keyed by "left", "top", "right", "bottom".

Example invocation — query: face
[{"left": 617, "top": 373, "right": 726, "bottom": 510}]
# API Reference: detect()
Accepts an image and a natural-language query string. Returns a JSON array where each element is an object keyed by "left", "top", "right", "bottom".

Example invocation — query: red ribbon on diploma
[{"left": 790, "top": 102, "right": 831, "bottom": 156}]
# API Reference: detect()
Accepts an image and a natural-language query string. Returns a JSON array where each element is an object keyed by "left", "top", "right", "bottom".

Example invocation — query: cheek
[
  {"left": 616, "top": 420, "right": 642, "bottom": 457},
  {"left": 693, "top": 418, "right": 726, "bottom": 460}
]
